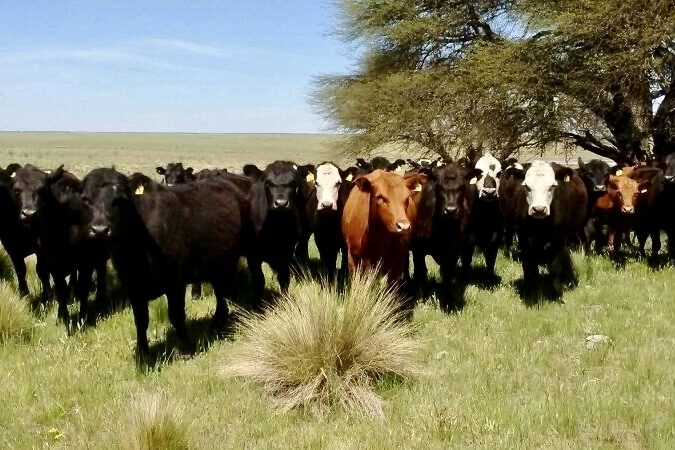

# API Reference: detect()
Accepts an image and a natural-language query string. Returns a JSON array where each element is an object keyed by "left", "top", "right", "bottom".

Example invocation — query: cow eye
[
  {"left": 82, "top": 197, "right": 92, "bottom": 206},
  {"left": 376, "top": 194, "right": 387, "bottom": 203}
]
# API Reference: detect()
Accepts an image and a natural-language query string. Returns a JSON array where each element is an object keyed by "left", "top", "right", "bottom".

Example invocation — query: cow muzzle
[
  {"left": 319, "top": 200, "right": 337, "bottom": 211},
  {"left": 479, "top": 187, "right": 498, "bottom": 199},
  {"left": 395, "top": 220, "right": 411, "bottom": 233},
  {"left": 528, "top": 205, "right": 550, "bottom": 219},
  {"left": 621, "top": 205, "right": 635, "bottom": 214},
  {"left": 20, "top": 208, "right": 37, "bottom": 221},
  {"left": 273, "top": 199, "right": 290, "bottom": 209},
  {"left": 665, "top": 175, "right": 675, "bottom": 184},
  {"left": 594, "top": 185, "right": 606, "bottom": 192},
  {"left": 89, "top": 225, "right": 111, "bottom": 238},
  {"left": 442, "top": 205, "right": 459, "bottom": 217}
]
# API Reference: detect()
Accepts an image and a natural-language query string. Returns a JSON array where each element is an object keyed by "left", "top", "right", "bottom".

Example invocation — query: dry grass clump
[
  {"left": 223, "top": 270, "right": 419, "bottom": 418},
  {"left": 124, "top": 393, "right": 191, "bottom": 450},
  {"left": 0, "top": 282, "right": 33, "bottom": 343}
]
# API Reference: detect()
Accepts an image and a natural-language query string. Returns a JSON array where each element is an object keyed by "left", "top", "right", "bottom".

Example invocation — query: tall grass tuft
[
  {"left": 0, "top": 282, "right": 33, "bottom": 343},
  {"left": 124, "top": 393, "right": 191, "bottom": 450},
  {"left": 223, "top": 270, "right": 419, "bottom": 418}
]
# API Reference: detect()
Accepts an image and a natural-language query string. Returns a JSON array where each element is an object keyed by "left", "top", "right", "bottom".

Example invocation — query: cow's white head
[
  {"left": 474, "top": 153, "right": 501, "bottom": 199},
  {"left": 315, "top": 162, "right": 342, "bottom": 211},
  {"left": 522, "top": 161, "right": 557, "bottom": 218}
]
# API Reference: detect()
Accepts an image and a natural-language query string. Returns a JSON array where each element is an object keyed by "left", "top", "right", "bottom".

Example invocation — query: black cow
[
  {"left": 576, "top": 158, "right": 612, "bottom": 252},
  {"left": 498, "top": 160, "right": 528, "bottom": 257},
  {"left": 411, "top": 163, "right": 479, "bottom": 310},
  {"left": 244, "top": 161, "right": 308, "bottom": 294},
  {"left": 355, "top": 157, "right": 406, "bottom": 173},
  {"left": 514, "top": 161, "right": 587, "bottom": 299},
  {"left": 156, "top": 163, "right": 195, "bottom": 186},
  {"left": 81, "top": 168, "right": 252, "bottom": 358},
  {"left": 13, "top": 165, "right": 108, "bottom": 325},
  {"left": 0, "top": 167, "right": 51, "bottom": 299}
]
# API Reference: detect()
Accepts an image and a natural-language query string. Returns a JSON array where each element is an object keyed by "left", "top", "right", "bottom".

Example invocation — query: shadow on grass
[
  {"left": 512, "top": 274, "right": 576, "bottom": 307},
  {"left": 463, "top": 266, "right": 502, "bottom": 291}
]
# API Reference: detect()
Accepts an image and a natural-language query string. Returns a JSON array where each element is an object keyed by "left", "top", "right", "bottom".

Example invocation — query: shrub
[
  {"left": 0, "top": 282, "right": 33, "bottom": 343},
  {"left": 124, "top": 393, "right": 191, "bottom": 450},
  {"left": 223, "top": 270, "right": 419, "bottom": 418}
]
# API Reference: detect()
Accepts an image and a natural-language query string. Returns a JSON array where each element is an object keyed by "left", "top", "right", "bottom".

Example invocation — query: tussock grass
[
  {"left": 223, "top": 270, "right": 419, "bottom": 418},
  {"left": 124, "top": 393, "right": 191, "bottom": 450},
  {"left": 0, "top": 282, "right": 33, "bottom": 343}
]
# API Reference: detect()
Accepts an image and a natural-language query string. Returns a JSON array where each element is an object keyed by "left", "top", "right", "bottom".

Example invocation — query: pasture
[{"left": 1, "top": 133, "right": 675, "bottom": 448}]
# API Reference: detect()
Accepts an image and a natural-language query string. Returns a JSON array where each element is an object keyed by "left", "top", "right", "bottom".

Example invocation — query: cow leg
[
  {"left": 93, "top": 256, "right": 108, "bottom": 317},
  {"left": 319, "top": 245, "right": 338, "bottom": 281},
  {"left": 131, "top": 299, "right": 150, "bottom": 360},
  {"left": 8, "top": 253, "right": 29, "bottom": 297},
  {"left": 549, "top": 249, "right": 573, "bottom": 299},
  {"left": 651, "top": 228, "right": 662, "bottom": 262},
  {"left": 191, "top": 282, "right": 202, "bottom": 300},
  {"left": 75, "top": 265, "right": 93, "bottom": 325},
  {"left": 667, "top": 228, "right": 675, "bottom": 262},
  {"left": 412, "top": 249, "right": 428, "bottom": 288},
  {"left": 520, "top": 251, "right": 538, "bottom": 298},
  {"left": 485, "top": 243, "right": 499, "bottom": 278},
  {"left": 53, "top": 275, "right": 70, "bottom": 326},
  {"left": 35, "top": 252, "right": 52, "bottom": 303},
  {"left": 460, "top": 244, "right": 474, "bottom": 274},
  {"left": 294, "top": 233, "right": 310, "bottom": 269},
  {"left": 210, "top": 264, "right": 235, "bottom": 332},
  {"left": 166, "top": 286, "right": 193, "bottom": 357},
  {"left": 438, "top": 261, "right": 457, "bottom": 311},
  {"left": 276, "top": 263, "right": 291, "bottom": 293},
  {"left": 247, "top": 255, "right": 265, "bottom": 310}
]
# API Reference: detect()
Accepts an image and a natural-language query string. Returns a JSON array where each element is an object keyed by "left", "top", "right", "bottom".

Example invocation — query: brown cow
[
  {"left": 342, "top": 169, "right": 427, "bottom": 283},
  {"left": 594, "top": 174, "right": 647, "bottom": 256}
]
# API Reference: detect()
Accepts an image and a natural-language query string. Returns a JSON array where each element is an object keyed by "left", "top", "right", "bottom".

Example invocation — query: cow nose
[
  {"left": 444, "top": 206, "right": 458, "bottom": 216},
  {"left": 320, "top": 200, "right": 334, "bottom": 209},
  {"left": 481, "top": 188, "right": 497, "bottom": 197},
  {"left": 89, "top": 225, "right": 110, "bottom": 237},
  {"left": 622, "top": 205, "right": 634, "bottom": 214},
  {"left": 274, "top": 199, "right": 289, "bottom": 208},
  {"left": 530, "top": 206, "right": 548, "bottom": 217},
  {"left": 594, "top": 185, "right": 606, "bottom": 192},
  {"left": 20, "top": 208, "right": 36, "bottom": 220},
  {"left": 666, "top": 175, "right": 675, "bottom": 183},
  {"left": 396, "top": 220, "right": 411, "bottom": 232}
]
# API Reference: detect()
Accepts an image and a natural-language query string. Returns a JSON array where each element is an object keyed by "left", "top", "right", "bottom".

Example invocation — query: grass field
[{"left": 1, "top": 133, "right": 674, "bottom": 448}]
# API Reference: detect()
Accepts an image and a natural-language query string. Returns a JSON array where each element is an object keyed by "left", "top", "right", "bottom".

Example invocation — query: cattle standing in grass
[
  {"left": 13, "top": 165, "right": 108, "bottom": 325},
  {"left": 629, "top": 166, "right": 663, "bottom": 258},
  {"left": 515, "top": 161, "right": 587, "bottom": 298},
  {"left": 300, "top": 162, "right": 349, "bottom": 279},
  {"left": 342, "top": 170, "right": 427, "bottom": 287},
  {"left": 462, "top": 153, "right": 503, "bottom": 277},
  {"left": 576, "top": 158, "right": 612, "bottom": 252},
  {"left": 499, "top": 160, "right": 527, "bottom": 257},
  {"left": 156, "top": 163, "right": 195, "bottom": 186},
  {"left": 245, "top": 161, "right": 308, "bottom": 294},
  {"left": 410, "top": 164, "right": 476, "bottom": 308},
  {"left": 355, "top": 157, "right": 406, "bottom": 174},
  {"left": 81, "top": 168, "right": 251, "bottom": 358},
  {"left": 0, "top": 166, "right": 51, "bottom": 299}
]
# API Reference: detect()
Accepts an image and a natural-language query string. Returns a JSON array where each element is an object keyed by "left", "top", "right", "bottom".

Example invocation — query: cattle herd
[{"left": 1, "top": 152, "right": 675, "bottom": 360}]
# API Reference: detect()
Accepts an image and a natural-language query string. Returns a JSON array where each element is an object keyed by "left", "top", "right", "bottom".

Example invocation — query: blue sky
[{"left": 0, "top": 1, "right": 353, "bottom": 133}]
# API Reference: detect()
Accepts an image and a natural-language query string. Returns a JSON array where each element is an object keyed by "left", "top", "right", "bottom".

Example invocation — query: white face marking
[
  {"left": 315, "top": 163, "right": 341, "bottom": 211},
  {"left": 523, "top": 161, "right": 557, "bottom": 218},
  {"left": 474, "top": 153, "right": 502, "bottom": 198}
]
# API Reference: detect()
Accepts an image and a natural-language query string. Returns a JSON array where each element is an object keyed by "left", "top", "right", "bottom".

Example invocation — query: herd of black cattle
[{"left": 1, "top": 151, "right": 674, "bottom": 359}]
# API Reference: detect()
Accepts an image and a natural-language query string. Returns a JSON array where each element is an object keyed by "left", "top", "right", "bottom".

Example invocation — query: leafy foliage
[{"left": 316, "top": 0, "right": 675, "bottom": 162}]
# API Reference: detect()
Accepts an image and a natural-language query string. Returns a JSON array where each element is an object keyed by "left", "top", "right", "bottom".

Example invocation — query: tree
[{"left": 314, "top": 0, "right": 675, "bottom": 163}]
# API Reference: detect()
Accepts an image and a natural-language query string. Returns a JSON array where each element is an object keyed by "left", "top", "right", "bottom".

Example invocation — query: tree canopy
[{"left": 314, "top": 0, "right": 675, "bottom": 163}]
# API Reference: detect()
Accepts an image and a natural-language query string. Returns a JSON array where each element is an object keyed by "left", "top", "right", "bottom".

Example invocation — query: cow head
[
  {"left": 664, "top": 152, "right": 675, "bottom": 184},
  {"left": 522, "top": 161, "right": 557, "bottom": 219},
  {"left": 263, "top": 161, "right": 301, "bottom": 210},
  {"left": 577, "top": 158, "right": 611, "bottom": 193},
  {"left": 607, "top": 175, "right": 641, "bottom": 215},
  {"left": 315, "top": 162, "right": 342, "bottom": 211},
  {"left": 429, "top": 164, "right": 476, "bottom": 218},
  {"left": 156, "top": 162, "right": 194, "bottom": 186},
  {"left": 474, "top": 153, "right": 502, "bottom": 200},
  {"left": 12, "top": 164, "right": 48, "bottom": 222},
  {"left": 81, "top": 168, "right": 130, "bottom": 239},
  {"left": 355, "top": 170, "right": 426, "bottom": 233}
]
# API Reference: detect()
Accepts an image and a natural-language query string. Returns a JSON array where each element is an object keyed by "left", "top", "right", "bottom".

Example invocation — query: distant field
[
  {"left": 0, "top": 132, "right": 604, "bottom": 178},
  {"left": 0, "top": 134, "right": 670, "bottom": 448}
]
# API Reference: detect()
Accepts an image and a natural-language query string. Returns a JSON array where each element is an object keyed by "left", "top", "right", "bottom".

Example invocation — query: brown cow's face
[
  {"left": 357, "top": 170, "right": 426, "bottom": 234},
  {"left": 607, "top": 175, "right": 640, "bottom": 215}
]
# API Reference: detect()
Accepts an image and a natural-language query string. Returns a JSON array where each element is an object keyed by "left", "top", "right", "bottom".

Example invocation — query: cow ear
[
  {"left": 46, "top": 165, "right": 66, "bottom": 185},
  {"left": 185, "top": 167, "right": 194, "bottom": 175},
  {"left": 554, "top": 167, "right": 575, "bottom": 182},
  {"left": 465, "top": 168, "right": 483, "bottom": 184},
  {"left": 156, "top": 167, "right": 166, "bottom": 175},
  {"left": 405, "top": 173, "right": 428, "bottom": 191},
  {"left": 243, "top": 164, "right": 264, "bottom": 181},
  {"left": 354, "top": 176, "right": 371, "bottom": 192},
  {"left": 577, "top": 157, "right": 585, "bottom": 170},
  {"left": 5, "top": 163, "right": 21, "bottom": 174},
  {"left": 356, "top": 158, "right": 368, "bottom": 169}
]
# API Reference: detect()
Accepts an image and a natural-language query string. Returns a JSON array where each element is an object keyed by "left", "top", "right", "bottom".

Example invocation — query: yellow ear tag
[
  {"left": 305, "top": 173, "right": 315, "bottom": 182},
  {"left": 345, "top": 173, "right": 354, "bottom": 182},
  {"left": 564, "top": 175, "right": 570, "bottom": 182},
  {"left": 413, "top": 183, "right": 422, "bottom": 192},
  {"left": 395, "top": 167, "right": 405, "bottom": 175},
  {"left": 10, "top": 172, "right": 16, "bottom": 178},
  {"left": 436, "top": 160, "right": 443, "bottom": 167},
  {"left": 134, "top": 185, "right": 145, "bottom": 195},
  {"left": 469, "top": 177, "right": 478, "bottom": 185},
  {"left": 640, "top": 189, "right": 648, "bottom": 194},
  {"left": 615, "top": 169, "right": 623, "bottom": 176}
]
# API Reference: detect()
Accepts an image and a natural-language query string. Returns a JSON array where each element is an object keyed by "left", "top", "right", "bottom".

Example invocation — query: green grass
[{"left": 0, "top": 133, "right": 673, "bottom": 448}]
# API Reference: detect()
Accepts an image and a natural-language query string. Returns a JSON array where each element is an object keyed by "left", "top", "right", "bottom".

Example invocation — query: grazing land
[{"left": 0, "top": 133, "right": 674, "bottom": 448}]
